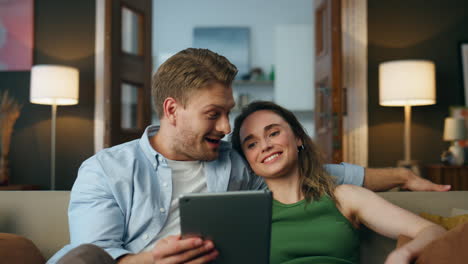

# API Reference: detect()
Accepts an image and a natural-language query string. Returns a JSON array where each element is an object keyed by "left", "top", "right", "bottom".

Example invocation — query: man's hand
[
  {"left": 401, "top": 169, "right": 451, "bottom": 192},
  {"left": 152, "top": 235, "right": 218, "bottom": 264},
  {"left": 117, "top": 235, "right": 218, "bottom": 264},
  {"left": 364, "top": 167, "right": 451, "bottom": 192}
]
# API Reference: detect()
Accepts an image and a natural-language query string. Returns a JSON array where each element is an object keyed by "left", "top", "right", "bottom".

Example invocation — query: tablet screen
[{"left": 179, "top": 190, "right": 272, "bottom": 264}]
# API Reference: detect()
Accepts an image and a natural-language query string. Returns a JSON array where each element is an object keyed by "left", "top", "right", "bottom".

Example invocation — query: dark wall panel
[
  {"left": 0, "top": 0, "right": 95, "bottom": 190},
  {"left": 368, "top": 0, "right": 468, "bottom": 167}
]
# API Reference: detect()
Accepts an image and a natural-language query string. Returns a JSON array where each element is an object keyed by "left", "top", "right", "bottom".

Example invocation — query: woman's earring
[{"left": 297, "top": 145, "right": 305, "bottom": 152}]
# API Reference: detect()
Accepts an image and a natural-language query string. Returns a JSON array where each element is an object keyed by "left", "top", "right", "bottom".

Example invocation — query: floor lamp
[
  {"left": 379, "top": 60, "right": 436, "bottom": 170},
  {"left": 30, "top": 65, "right": 79, "bottom": 190}
]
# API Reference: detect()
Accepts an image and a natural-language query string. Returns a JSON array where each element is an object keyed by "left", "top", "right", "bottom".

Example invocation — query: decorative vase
[{"left": 449, "top": 141, "right": 465, "bottom": 166}]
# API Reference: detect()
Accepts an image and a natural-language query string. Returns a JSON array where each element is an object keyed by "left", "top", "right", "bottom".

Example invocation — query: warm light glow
[
  {"left": 443, "top": 117, "right": 466, "bottom": 141},
  {"left": 379, "top": 60, "right": 436, "bottom": 106},
  {"left": 30, "top": 65, "right": 79, "bottom": 105}
]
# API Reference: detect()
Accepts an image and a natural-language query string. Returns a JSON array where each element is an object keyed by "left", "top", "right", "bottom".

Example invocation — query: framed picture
[
  {"left": 193, "top": 27, "right": 250, "bottom": 80},
  {"left": 0, "top": 0, "right": 34, "bottom": 71},
  {"left": 461, "top": 42, "right": 468, "bottom": 106}
]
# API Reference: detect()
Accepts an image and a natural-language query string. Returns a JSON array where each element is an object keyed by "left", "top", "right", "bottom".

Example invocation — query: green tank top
[{"left": 270, "top": 195, "right": 360, "bottom": 264}]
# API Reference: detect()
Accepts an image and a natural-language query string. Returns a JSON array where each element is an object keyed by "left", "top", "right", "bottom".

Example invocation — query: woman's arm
[{"left": 335, "top": 185, "right": 446, "bottom": 264}]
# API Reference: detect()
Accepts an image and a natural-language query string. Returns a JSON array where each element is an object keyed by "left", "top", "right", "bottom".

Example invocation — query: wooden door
[
  {"left": 314, "top": 0, "right": 343, "bottom": 163},
  {"left": 99, "top": 0, "right": 152, "bottom": 148}
]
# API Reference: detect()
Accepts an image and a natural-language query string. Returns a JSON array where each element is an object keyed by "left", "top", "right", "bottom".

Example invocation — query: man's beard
[{"left": 172, "top": 129, "right": 219, "bottom": 161}]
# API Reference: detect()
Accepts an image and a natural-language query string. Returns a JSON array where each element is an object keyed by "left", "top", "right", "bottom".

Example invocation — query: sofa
[
  {"left": 0, "top": 190, "right": 467, "bottom": 263},
  {"left": 0, "top": 191, "right": 70, "bottom": 261}
]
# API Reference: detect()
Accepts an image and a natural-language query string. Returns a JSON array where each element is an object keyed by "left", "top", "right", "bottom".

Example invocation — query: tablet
[{"left": 179, "top": 190, "right": 272, "bottom": 264}]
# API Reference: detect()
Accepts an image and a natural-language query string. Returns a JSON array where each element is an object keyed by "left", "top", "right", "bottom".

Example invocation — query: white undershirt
[{"left": 144, "top": 159, "right": 207, "bottom": 251}]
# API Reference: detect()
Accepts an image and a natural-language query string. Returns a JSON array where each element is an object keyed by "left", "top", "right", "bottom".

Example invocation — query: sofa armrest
[{"left": 0, "top": 233, "right": 46, "bottom": 264}]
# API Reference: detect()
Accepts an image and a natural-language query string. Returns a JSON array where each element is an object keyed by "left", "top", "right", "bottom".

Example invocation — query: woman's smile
[{"left": 262, "top": 152, "right": 283, "bottom": 164}]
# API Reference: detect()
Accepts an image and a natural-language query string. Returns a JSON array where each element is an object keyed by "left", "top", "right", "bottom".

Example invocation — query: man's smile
[{"left": 205, "top": 136, "right": 222, "bottom": 148}]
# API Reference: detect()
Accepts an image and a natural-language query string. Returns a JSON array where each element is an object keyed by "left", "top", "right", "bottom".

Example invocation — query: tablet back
[{"left": 179, "top": 190, "right": 272, "bottom": 264}]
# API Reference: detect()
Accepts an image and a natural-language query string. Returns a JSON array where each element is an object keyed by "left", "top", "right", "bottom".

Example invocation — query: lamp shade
[
  {"left": 379, "top": 60, "right": 436, "bottom": 106},
  {"left": 30, "top": 65, "right": 79, "bottom": 105},
  {"left": 443, "top": 117, "right": 466, "bottom": 141}
]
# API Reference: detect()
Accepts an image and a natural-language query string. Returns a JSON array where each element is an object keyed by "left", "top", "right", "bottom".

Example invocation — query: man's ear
[{"left": 162, "top": 97, "right": 178, "bottom": 125}]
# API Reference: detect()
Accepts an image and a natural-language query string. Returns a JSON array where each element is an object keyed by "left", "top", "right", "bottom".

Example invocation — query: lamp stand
[
  {"left": 404, "top": 105, "right": 411, "bottom": 163},
  {"left": 397, "top": 105, "right": 421, "bottom": 175},
  {"left": 51, "top": 104, "right": 57, "bottom": 190}
]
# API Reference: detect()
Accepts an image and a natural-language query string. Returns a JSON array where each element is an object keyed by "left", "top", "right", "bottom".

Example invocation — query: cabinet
[{"left": 425, "top": 165, "right": 468, "bottom": 190}]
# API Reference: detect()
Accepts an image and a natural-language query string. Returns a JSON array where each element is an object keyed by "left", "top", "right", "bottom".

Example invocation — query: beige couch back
[
  {"left": 0, "top": 191, "right": 70, "bottom": 259},
  {"left": 0, "top": 190, "right": 467, "bottom": 262}
]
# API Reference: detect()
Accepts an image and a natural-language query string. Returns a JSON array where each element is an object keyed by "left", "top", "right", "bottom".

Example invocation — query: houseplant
[{"left": 0, "top": 91, "right": 21, "bottom": 185}]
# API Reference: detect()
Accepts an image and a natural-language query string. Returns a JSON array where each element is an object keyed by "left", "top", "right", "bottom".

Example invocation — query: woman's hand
[{"left": 384, "top": 248, "right": 413, "bottom": 264}]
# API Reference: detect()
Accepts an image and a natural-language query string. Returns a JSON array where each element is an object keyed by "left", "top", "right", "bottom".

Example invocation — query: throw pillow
[
  {"left": 419, "top": 212, "right": 468, "bottom": 230},
  {"left": 0, "top": 233, "right": 45, "bottom": 264},
  {"left": 416, "top": 222, "right": 468, "bottom": 264}
]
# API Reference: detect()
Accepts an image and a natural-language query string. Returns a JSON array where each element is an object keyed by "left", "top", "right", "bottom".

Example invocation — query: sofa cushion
[
  {"left": 0, "top": 233, "right": 46, "bottom": 264},
  {"left": 0, "top": 191, "right": 70, "bottom": 259},
  {"left": 451, "top": 207, "right": 468, "bottom": 216},
  {"left": 416, "top": 222, "right": 468, "bottom": 264}
]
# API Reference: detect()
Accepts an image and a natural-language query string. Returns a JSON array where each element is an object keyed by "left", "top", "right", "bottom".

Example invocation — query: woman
[{"left": 231, "top": 101, "right": 445, "bottom": 264}]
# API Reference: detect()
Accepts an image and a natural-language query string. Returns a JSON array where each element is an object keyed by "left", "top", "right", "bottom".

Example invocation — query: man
[{"left": 48, "top": 48, "right": 449, "bottom": 264}]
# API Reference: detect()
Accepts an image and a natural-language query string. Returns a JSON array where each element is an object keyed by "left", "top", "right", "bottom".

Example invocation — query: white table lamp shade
[
  {"left": 443, "top": 117, "right": 466, "bottom": 141},
  {"left": 379, "top": 60, "right": 436, "bottom": 106},
  {"left": 30, "top": 65, "right": 79, "bottom": 105}
]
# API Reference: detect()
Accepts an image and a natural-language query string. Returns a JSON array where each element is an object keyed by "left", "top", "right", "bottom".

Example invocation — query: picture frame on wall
[
  {"left": 461, "top": 42, "right": 468, "bottom": 106},
  {"left": 0, "top": 0, "right": 34, "bottom": 71}
]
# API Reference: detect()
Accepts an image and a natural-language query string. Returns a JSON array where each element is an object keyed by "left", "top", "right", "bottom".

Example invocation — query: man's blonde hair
[{"left": 152, "top": 48, "right": 238, "bottom": 118}]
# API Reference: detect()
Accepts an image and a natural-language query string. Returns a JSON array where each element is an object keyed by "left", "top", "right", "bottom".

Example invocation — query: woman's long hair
[{"left": 231, "top": 101, "right": 336, "bottom": 202}]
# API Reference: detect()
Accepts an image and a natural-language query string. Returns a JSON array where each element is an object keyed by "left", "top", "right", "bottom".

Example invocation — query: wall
[
  {"left": 152, "top": 0, "right": 315, "bottom": 135},
  {"left": 0, "top": 0, "right": 95, "bottom": 190},
  {"left": 153, "top": 0, "right": 313, "bottom": 73},
  {"left": 368, "top": 0, "right": 468, "bottom": 167}
]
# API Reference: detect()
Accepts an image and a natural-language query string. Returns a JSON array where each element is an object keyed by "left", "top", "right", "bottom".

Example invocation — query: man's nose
[{"left": 217, "top": 114, "right": 231, "bottom": 135}]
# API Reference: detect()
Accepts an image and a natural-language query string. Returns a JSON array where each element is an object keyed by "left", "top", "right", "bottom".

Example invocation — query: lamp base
[
  {"left": 448, "top": 142, "right": 465, "bottom": 166},
  {"left": 397, "top": 160, "right": 421, "bottom": 176}
]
